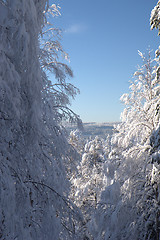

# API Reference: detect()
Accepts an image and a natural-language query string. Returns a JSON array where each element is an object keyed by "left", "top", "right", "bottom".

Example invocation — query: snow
[{"left": 1, "top": 0, "right": 160, "bottom": 239}]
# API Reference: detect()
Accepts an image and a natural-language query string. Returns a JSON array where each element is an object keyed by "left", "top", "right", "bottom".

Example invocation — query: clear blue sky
[{"left": 50, "top": 0, "right": 159, "bottom": 123}]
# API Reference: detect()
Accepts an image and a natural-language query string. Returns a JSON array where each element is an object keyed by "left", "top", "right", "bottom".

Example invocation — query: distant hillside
[{"left": 66, "top": 122, "right": 119, "bottom": 139}]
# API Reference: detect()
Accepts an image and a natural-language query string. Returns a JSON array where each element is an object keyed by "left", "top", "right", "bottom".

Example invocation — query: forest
[{"left": 1, "top": 0, "right": 160, "bottom": 239}]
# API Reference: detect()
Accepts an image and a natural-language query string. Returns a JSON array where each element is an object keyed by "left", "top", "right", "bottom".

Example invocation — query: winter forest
[{"left": 1, "top": 1, "right": 160, "bottom": 240}]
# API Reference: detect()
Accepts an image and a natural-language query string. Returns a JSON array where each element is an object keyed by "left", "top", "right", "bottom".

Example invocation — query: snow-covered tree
[
  {"left": 40, "top": 6, "right": 82, "bottom": 126},
  {"left": 110, "top": 50, "right": 160, "bottom": 161},
  {"left": 69, "top": 129, "right": 85, "bottom": 154},
  {"left": 71, "top": 136, "right": 107, "bottom": 227},
  {"left": 0, "top": 1, "right": 83, "bottom": 239}
]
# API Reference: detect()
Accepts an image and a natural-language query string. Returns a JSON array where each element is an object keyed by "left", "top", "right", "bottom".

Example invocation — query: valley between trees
[{"left": 1, "top": 1, "right": 160, "bottom": 239}]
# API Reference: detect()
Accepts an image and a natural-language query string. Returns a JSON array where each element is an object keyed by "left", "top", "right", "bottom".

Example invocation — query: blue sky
[{"left": 50, "top": 0, "right": 159, "bottom": 123}]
